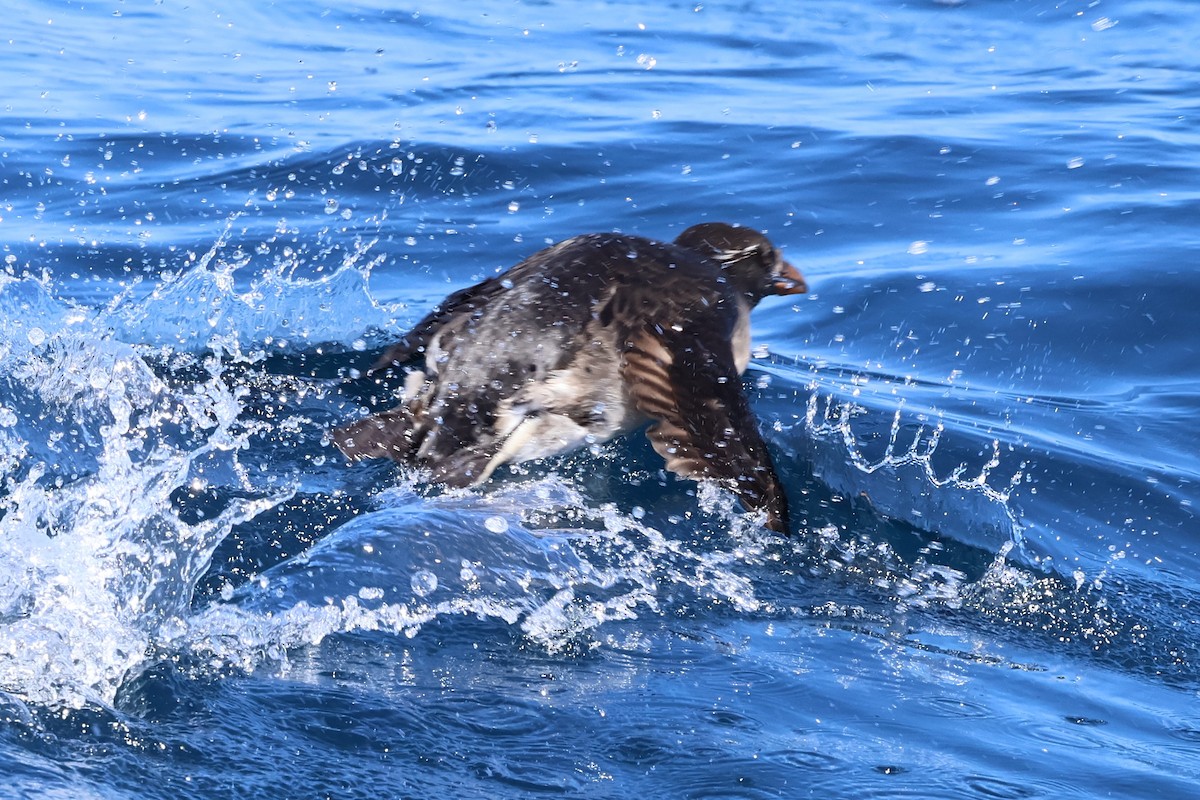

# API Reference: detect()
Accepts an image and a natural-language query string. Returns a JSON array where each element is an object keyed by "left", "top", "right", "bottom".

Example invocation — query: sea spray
[
  {"left": 113, "top": 220, "right": 399, "bottom": 352},
  {"left": 0, "top": 298, "right": 289, "bottom": 707},
  {"left": 0, "top": 211, "right": 409, "bottom": 708},
  {"left": 802, "top": 391, "right": 1025, "bottom": 552},
  {"left": 175, "top": 475, "right": 789, "bottom": 674}
]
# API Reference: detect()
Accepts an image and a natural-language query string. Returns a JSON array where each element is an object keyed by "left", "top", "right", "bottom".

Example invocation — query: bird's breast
[{"left": 731, "top": 298, "right": 752, "bottom": 374}]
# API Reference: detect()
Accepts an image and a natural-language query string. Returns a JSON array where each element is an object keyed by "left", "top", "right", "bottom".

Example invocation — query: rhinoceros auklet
[{"left": 333, "top": 222, "right": 806, "bottom": 532}]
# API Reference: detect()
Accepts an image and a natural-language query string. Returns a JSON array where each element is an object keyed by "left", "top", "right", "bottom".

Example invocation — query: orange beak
[{"left": 772, "top": 259, "right": 808, "bottom": 295}]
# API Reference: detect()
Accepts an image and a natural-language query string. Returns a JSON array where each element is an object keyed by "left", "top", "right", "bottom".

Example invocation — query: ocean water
[{"left": 2, "top": 0, "right": 1198, "bottom": 796}]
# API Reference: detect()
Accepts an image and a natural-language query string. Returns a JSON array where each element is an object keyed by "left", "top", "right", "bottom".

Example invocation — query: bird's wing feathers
[{"left": 616, "top": 300, "right": 790, "bottom": 533}]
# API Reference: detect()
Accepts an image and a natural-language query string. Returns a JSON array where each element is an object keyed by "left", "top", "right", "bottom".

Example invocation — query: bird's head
[{"left": 674, "top": 222, "right": 807, "bottom": 304}]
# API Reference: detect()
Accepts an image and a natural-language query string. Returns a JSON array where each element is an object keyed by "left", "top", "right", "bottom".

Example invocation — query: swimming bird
[{"left": 333, "top": 222, "right": 806, "bottom": 532}]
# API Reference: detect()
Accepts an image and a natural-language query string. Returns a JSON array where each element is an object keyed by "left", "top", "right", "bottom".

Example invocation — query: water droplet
[
  {"left": 907, "top": 240, "right": 929, "bottom": 255},
  {"left": 26, "top": 327, "right": 46, "bottom": 346},
  {"left": 484, "top": 515, "right": 509, "bottom": 533},
  {"left": 411, "top": 570, "right": 438, "bottom": 597},
  {"left": 1067, "top": 157, "right": 1085, "bottom": 169}
]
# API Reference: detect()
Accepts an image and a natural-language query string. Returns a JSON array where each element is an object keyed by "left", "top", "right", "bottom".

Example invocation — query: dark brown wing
[{"left": 619, "top": 316, "right": 790, "bottom": 534}]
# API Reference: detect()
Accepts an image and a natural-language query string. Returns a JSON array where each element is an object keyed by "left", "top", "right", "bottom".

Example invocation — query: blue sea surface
[{"left": 2, "top": 0, "right": 1198, "bottom": 797}]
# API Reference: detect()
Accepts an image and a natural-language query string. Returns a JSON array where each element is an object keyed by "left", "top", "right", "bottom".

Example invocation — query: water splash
[
  {"left": 0, "top": 214, "right": 450, "bottom": 708},
  {"left": 788, "top": 389, "right": 1165, "bottom": 669},
  {"left": 113, "top": 217, "right": 400, "bottom": 352},
  {"left": 802, "top": 392, "right": 1025, "bottom": 552},
  {"left": 0, "top": 221, "right": 392, "bottom": 708},
  {"left": 170, "top": 474, "right": 787, "bottom": 675},
  {"left": 0, "top": 335, "right": 284, "bottom": 708}
]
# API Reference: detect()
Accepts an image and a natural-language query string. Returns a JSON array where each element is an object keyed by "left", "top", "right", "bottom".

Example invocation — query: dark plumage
[{"left": 333, "top": 222, "right": 807, "bottom": 532}]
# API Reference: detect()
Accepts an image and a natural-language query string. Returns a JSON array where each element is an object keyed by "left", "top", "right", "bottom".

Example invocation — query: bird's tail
[{"left": 331, "top": 406, "right": 418, "bottom": 462}]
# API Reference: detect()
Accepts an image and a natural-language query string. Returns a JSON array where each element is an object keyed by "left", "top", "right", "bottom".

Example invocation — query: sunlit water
[{"left": 2, "top": 0, "right": 1199, "bottom": 797}]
